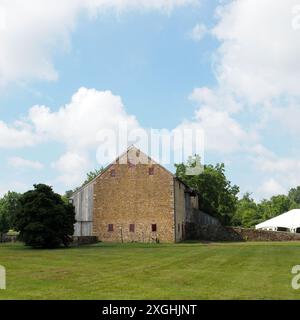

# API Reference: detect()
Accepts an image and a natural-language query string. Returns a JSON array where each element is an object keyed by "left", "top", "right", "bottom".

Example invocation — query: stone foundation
[
  {"left": 72, "top": 236, "right": 98, "bottom": 246},
  {"left": 185, "top": 223, "right": 300, "bottom": 242}
]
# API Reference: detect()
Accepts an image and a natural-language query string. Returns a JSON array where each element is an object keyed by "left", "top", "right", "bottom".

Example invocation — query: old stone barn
[{"left": 71, "top": 146, "right": 218, "bottom": 243}]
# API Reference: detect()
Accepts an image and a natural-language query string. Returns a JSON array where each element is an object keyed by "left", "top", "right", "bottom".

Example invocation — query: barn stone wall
[
  {"left": 92, "top": 149, "right": 175, "bottom": 243},
  {"left": 72, "top": 236, "right": 98, "bottom": 246},
  {"left": 185, "top": 224, "right": 300, "bottom": 242}
]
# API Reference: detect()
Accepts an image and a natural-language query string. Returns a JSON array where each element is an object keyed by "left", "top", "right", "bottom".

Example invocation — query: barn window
[
  {"left": 152, "top": 224, "right": 157, "bottom": 232},
  {"left": 110, "top": 169, "right": 116, "bottom": 177},
  {"left": 108, "top": 224, "right": 114, "bottom": 232},
  {"left": 149, "top": 167, "right": 154, "bottom": 175},
  {"left": 129, "top": 224, "right": 135, "bottom": 232}
]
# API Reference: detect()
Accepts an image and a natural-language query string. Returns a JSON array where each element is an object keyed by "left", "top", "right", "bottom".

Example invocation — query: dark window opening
[
  {"left": 152, "top": 224, "right": 157, "bottom": 232},
  {"left": 110, "top": 169, "right": 116, "bottom": 177},
  {"left": 277, "top": 227, "right": 288, "bottom": 232},
  {"left": 296, "top": 228, "right": 300, "bottom": 234},
  {"left": 108, "top": 224, "right": 114, "bottom": 232},
  {"left": 149, "top": 167, "right": 154, "bottom": 175},
  {"left": 129, "top": 224, "right": 135, "bottom": 232}
]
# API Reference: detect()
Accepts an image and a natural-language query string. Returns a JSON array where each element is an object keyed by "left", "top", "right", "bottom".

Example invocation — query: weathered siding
[
  {"left": 92, "top": 148, "right": 175, "bottom": 243},
  {"left": 174, "top": 179, "right": 186, "bottom": 242},
  {"left": 198, "top": 211, "right": 219, "bottom": 225},
  {"left": 72, "top": 183, "right": 94, "bottom": 236},
  {"left": 174, "top": 179, "right": 201, "bottom": 242}
]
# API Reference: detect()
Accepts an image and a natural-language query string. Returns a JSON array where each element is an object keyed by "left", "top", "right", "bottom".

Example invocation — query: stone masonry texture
[
  {"left": 185, "top": 224, "right": 300, "bottom": 242},
  {"left": 92, "top": 149, "right": 175, "bottom": 243}
]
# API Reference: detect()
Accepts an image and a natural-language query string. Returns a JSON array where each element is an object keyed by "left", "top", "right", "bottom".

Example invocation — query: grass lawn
[{"left": 1, "top": 241, "right": 300, "bottom": 300}]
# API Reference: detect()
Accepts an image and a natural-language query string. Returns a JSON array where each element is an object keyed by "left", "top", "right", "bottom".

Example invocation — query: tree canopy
[
  {"left": 0, "top": 191, "right": 22, "bottom": 234},
  {"left": 175, "top": 155, "right": 239, "bottom": 225},
  {"left": 175, "top": 155, "right": 300, "bottom": 228},
  {"left": 15, "top": 184, "right": 76, "bottom": 248},
  {"left": 230, "top": 191, "right": 300, "bottom": 228}
]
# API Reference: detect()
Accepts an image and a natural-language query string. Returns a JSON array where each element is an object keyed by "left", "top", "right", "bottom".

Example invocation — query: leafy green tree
[
  {"left": 175, "top": 156, "right": 239, "bottom": 225},
  {"left": 0, "top": 191, "right": 22, "bottom": 231},
  {"left": 288, "top": 186, "right": 300, "bottom": 208},
  {"left": 0, "top": 211, "right": 9, "bottom": 235},
  {"left": 15, "top": 184, "right": 76, "bottom": 248},
  {"left": 83, "top": 168, "right": 104, "bottom": 186},
  {"left": 61, "top": 190, "right": 73, "bottom": 205},
  {"left": 258, "top": 195, "right": 291, "bottom": 221},
  {"left": 232, "top": 193, "right": 262, "bottom": 228}
]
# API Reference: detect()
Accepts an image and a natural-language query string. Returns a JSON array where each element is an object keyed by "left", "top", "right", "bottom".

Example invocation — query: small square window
[
  {"left": 129, "top": 224, "right": 135, "bottom": 232},
  {"left": 108, "top": 224, "right": 114, "bottom": 232},
  {"left": 149, "top": 167, "right": 154, "bottom": 175},
  {"left": 110, "top": 169, "right": 116, "bottom": 177},
  {"left": 152, "top": 224, "right": 157, "bottom": 232}
]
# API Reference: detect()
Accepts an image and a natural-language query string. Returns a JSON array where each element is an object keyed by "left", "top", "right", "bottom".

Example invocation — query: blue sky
[{"left": 1, "top": 0, "right": 300, "bottom": 200}]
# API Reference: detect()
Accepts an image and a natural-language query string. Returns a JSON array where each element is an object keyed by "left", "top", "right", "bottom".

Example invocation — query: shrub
[{"left": 15, "top": 184, "right": 76, "bottom": 248}]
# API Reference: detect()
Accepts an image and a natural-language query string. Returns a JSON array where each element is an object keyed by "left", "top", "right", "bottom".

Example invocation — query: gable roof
[{"left": 71, "top": 145, "right": 197, "bottom": 196}]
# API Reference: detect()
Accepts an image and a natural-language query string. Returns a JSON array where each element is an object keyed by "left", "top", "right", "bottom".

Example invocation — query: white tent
[{"left": 256, "top": 209, "right": 300, "bottom": 233}]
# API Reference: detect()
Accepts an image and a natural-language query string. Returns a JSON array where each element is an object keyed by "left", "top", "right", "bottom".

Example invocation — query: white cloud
[
  {"left": 0, "top": 181, "right": 29, "bottom": 197},
  {"left": 0, "top": 86, "right": 144, "bottom": 189},
  {"left": 183, "top": 0, "right": 300, "bottom": 199},
  {"left": 212, "top": 0, "right": 300, "bottom": 104},
  {"left": 267, "top": 102, "right": 300, "bottom": 135},
  {"left": 0, "top": 120, "right": 37, "bottom": 148},
  {"left": 52, "top": 151, "right": 90, "bottom": 186},
  {"left": 189, "top": 23, "right": 207, "bottom": 42},
  {"left": 258, "top": 178, "right": 286, "bottom": 199},
  {"left": 176, "top": 107, "right": 249, "bottom": 154},
  {"left": 183, "top": 86, "right": 257, "bottom": 154},
  {"left": 28, "top": 87, "right": 140, "bottom": 150},
  {"left": 0, "top": 0, "right": 197, "bottom": 86},
  {"left": 27, "top": 87, "right": 143, "bottom": 187},
  {"left": 8, "top": 156, "right": 44, "bottom": 170},
  {"left": 251, "top": 146, "right": 300, "bottom": 199},
  {"left": 189, "top": 86, "right": 242, "bottom": 113},
  {"left": 86, "top": 0, "right": 198, "bottom": 14},
  {"left": 255, "top": 157, "right": 300, "bottom": 174}
]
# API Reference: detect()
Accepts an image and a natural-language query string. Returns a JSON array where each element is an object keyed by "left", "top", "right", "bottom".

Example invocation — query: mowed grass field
[{"left": 1, "top": 241, "right": 300, "bottom": 300}]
